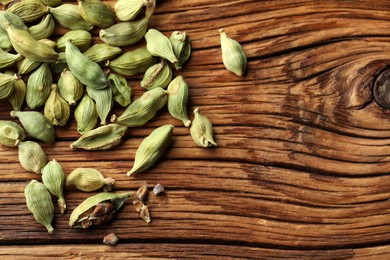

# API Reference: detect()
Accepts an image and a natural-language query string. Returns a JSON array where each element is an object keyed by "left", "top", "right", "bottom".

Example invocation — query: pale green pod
[
  {"left": 115, "top": 0, "right": 150, "bottom": 21},
  {"left": 17, "top": 57, "right": 41, "bottom": 75},
  {"left": 86, "top": 86, "right": 113, "bottom": 125},
  {"left": 220, "top": 29, "right": 247, "bottom": 76},
  {"left": 71, "top": 123, "right": 127, "bottom": 150},
  {"left": 0, "top": 10, "right": 28, "bottom": 31},
  {"left": 57, "top": 30, "right": 92, "bottom": 52},
  {"left": 0, "top": 29, "right": 12, "bottom": 50},
  {"left": 108, "top": 73, "right": 132, "bottom": 107},
  {"left": 69, "top": 191, "right": 132, "bottom": 229},
  {"left": 38, "top": 0, "right": 61, "bottom": 7},
  {"left": 75, "top": 93, "right": 98, "bottom": 134},
  {"left": 141, "top": 59, "right": 172, "bottom": 90},
  {"left": 26, "top": 63, "right": 53, "bottom": 109},
  {"left": 145, "top": 29, "right": 178, "bottom": 65},
  {"left": 170, "top": 31, "right": 191, "bottom": 70},
  {"left": 0, "top": 73, "right": 17, "bottom": 99},
  {"left": 108, "top": 48, "right": 157, "bottom": 76},
  {"left": 48, "top": 4, "right": 93, "bottom": 31},
  {"left": 44, "top": 84, "right": 71, "bottom": 126},
  {"left": 99, "top": 17, "right": 148, "bottom": 47},
  {"left": 0, "top": 120, "right": 25, "bottom": 147},
  {"left": 18, "top": 141, "right": 47, "bottom": 174},
  {"left": 8, "top": 77, "right": 26, "bottom": 111},
  {"left": 11, "top": 110, "right": 55, "bottom": 144},
  {"left": 114, "top": 87, "right": 167, "bottom": 127},
  {"left": 38, "top": 38, "right": 57, "bottom": 49},
  {"left": 190, "top": 107, "right": 217, "bottom": 147},
  {"left": 167, "top": 76, "right": 191, "bottom": 127},
  {"left": 66, "top": 168, "right": 115, "bottom": 192},
  {"left": 24, "top": 180, "right": 54, "bottom": 233},
  {"left": 58, "top": 69, "right": 84, "bottom": 105},
  {"left": 49, "top": 52, "right": 67, "bottom": 74},
  {"left": 127, "top": 124, "right": 174, "bottom": 176},
  {"left": 0, "top": 48, "right": 21, "bottom": 69},
  {"left": 83, "top": 43, "right": 122, "bottom": 63},
  {"left": 42, "top": 159, "right": 66, "bottom": 214},
  {"left": 6, "top": 0, "right": 49, "bottom": 23},
  {"left": 65, "top": 40, "right": 108, "bottom": 89},
  {"left": 78, "top": 0, "right": 116, "bottom": 29},
  {"left": 28, "top": 14, "right": 55, "bottom": 40}
]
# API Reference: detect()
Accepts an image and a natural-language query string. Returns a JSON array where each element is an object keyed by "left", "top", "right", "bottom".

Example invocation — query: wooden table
[{"left": 1, "top": 0, "right": 390, "bottom": 258}]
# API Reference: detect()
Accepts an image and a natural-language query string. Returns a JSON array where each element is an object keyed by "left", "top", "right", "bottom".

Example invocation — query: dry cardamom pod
[
  {"left": 167, "top": 75, "right": 191, "bottom": 127},
  {"left": 0, "top": 28, "right": 12, "bottom": 51},
  {"left": 83, "top": 43, "right": 122, "bottom": 63},
  {"left": 48, "top": 4, "right": 93, "bottom": 31},
  {"left": 24, "top": 180, "right": 54, "bottom": 233},
  {"left": 69, "top": 192, "right": 132, "bottom": 228},
  {"left": 0, "top": 120, "right": 25, "bottom": 147},
  {"left": 127, "top": 124, "right": 174, "bottom": 176},
  {"left": 71, "top": 123, "right": 127, "bottom": 150},
  {"left": 115, "top": 0, "right": 151, "bottom": 21},
  {"left": 75, "top": 93, "right": 98, "bottom": 134},
  {"left": 66, "top": 168, "right": 115, "bottom": 192},
  {"left": 18, "top": 141, "right": 47, "bottom": 174},
  {"left": 26, "top": 63, "right": 53, "bottom": 109},
  {"left": 44, "top": 84, "right": 71, "bottom": 126},
  {"left": 145, "top": 29, "right": 178, "bottom": 65},
  {"left": 39, "top": 0, "right": 61, "bottom": 7},
  {"left": 220, "top": 29, "right": 247, "bottom": 76},
  {"left": 0, "top": 10, "right": 28, "bottom": 31},
  {"left": 108, "top": 73, "right": 132, "bottom": 107},
  {"left": 17, "top": 56, "right": 41, "bottom": 75},
  {"left": 190, "top": 107, "right": 217, "bottom": 147},
  {"left": 170, "top": 31, "right": 191, "bottom": 70},
  {"left": 78, "top": 0, "right": 116, "bottom": 29},
  {"left": 28, "top": 14, "right": 55, "bottom": 40},
  {"left": 0, "top": 48, "right": 21, "bottom": 70},
  {"left": 0, "top": 72, "right": 17, "bottom": 99},
  {"left": 42, "top": 159, "right": 66, "bottom": 214},
  {"left": 108, "top": 48, "right": 157, "bottom": 76},
  {"left": 86, "top": 86, "right": 113, "bottom": 125},
  {"left": 6, "top": 0, "right": 49, "bottom": 23},
  {"left": 141, "top": 59, "right": 172, "bottom": 90},
  {"left": 58, "top": 69, "right": 84, "bottom": 105},
  {"left": 7, "top": 76, "right": 26, "bottom": 111},
  {"left": 57, "top": 30, "right": 92, "bottom": 52}
]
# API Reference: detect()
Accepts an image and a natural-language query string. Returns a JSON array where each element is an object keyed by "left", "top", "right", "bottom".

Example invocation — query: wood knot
[{"left": 373, "top": 69, "right": 390, "bottom": 109}]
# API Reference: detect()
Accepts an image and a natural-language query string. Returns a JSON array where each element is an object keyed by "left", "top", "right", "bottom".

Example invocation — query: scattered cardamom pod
[
  {"left": 78, "top": 0, "right": 116, "bottom": 29},
  {"left": 58, "top": 69, "right": 84, "bottom": 105},
  {"left": 170, "top": 31, "right": 191, "bottom": 70},
  {"left": 57, "top": 30, "right": 92, "bottom": 52},
  {"left": 18, "top": 141, "right": 47, "bottom": 174},
  {"left": 115, "top": 0, "right": 151, "bottom": 21},
  {"left": 86, "top": 86, "right": 113, "bottom": 125},
  {"left": 44, "top": 84, "right": 71, "bottom": 126},
  {"left": 83, "top": 43, "right": 122, "bottom": 63},
  {"left": 7, "top": 76, "right": 26, "bottom": 111},
  {"left": 0, "top": 120, "right": 25, "bottom": 147},
  {"left": 220, "top": 29, "right": 247, "bottom": 76},
  {"left": 108, "top": 73, "right": 132, "bottom": 107},
  {"left": 145, "top": 29, "right": 178, "bottom": 65},
  {"left": 66, "top": 168, "right": 115, "bottom": 192},
  {"left": 0, "top": 48, "right": 21, "bottom": 69},
  {"left": 127, "top": 124, "right": 174, "bottom": 176},
  {"left": 6, "top": 0, "right": 49, "bottom": 23},
  {"left": 141, "top": 59, "right": 172, "bottom": 90},
  {"left": 190, "top": 107, "right": 217, "bottom": 147},
  {"left": 42, "top": 159, "right": 66, "bottom": 214},
  {"left": 17, "top": 56, "right": 41, "bottom": 75},
  {"left": 74, "top": 93, "right": 98, "bottom": 134},
  {"left": 107, "top": 48, "right": 157, "bottom": 76},
  {"left": 48, "top": 4, "right": 93, "bottom": 31},
  {"left": 167, "top": 75, "right": 191, "bottom": 127},
  {"left": 26, "top": 62, "right": 53, "bottom": 109},
  {"left": 0, "top": 72, "right": 17, "bottom": 99},
  {"left": 28, "top": 14, "right": 55, "bottom": 40}
]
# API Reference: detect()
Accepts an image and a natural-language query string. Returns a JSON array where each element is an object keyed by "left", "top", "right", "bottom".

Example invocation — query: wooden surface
[{"left": 2, "top": 0, "right": 390, "bottom": 259}]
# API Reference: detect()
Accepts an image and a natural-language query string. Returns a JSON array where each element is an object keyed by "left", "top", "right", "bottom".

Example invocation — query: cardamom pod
[
  {"left": 66, "top": 168, "right": 115, "bottom": 192},
  {"left": 0, "top": 10, "right": 28, "bottom": 31},
  {"left": 99, "top": 17, "right": 148, "bottom": 47},
  {"left": 70, "top": 123, "right": 127, "bottom": 150},
  {"left": 7, "top": 76, "right": 26, "bottom": 111},
  {"left": 114, "top": 87, "right": 167, "bottom": 127},
  {"left": 58, "top": 69, "right": 84, "bottom": 105},
  {"left": 170, "top": 31, "right": 191, "bottom": 70},
  {"left": 167, "top": 76, "right": 191, "bottom": 127},
  {"left": 39, "top": 0, "right": 61, "bottom": 7},
  {"left": 44, "top": 84, "right": 71, "bottom": 126},
  {"left": 115, "top": 0, "right": 151, "bottom": 21},
  {"left": 57, "top": 30, "right": 92, "bottom": 52},
  {"left": 26, "top": 63, "right": 53, "bottom": 109},
  {"left": 190, "top": 107, "right": 217, "bottom": 147},
  {"left": 86, "top": 86, "right": 113, "bottom": 125},
  {"left": 6, "top": 0, "right": 49, "bottom": 23},
  {"left": 17, "top": 57, "right": 41, "bottom": 75},
  {"left": 0, "top": 120, "right": 25, "bottom": 147},
  {"left": 141, "top": 59, "right": 172, "bottom": 90},
  {"left": 83, "top": 43, "right": 122, "bottom": 63},
  {"left": 28, "top": 14, "right": 55, "bottom": 40},
  {"left": 108, "top": 48, "right": 157, "bottom": 76},
  {"left": 24, "top": 180, "right": 54, "bottom": 233},
  {"left": 0, "top": 48, "right": 21, "bottom": 69},
  {"left": 42, "top": 159, "right": 66, "bottom": 214},
  {"left": 11, "top": 110, "right": 55, "bottom": 144},
  {"left": 220, "top": 29, "right": 247, "bottom": 76},
  {"left": 48, "top": 4, "right": 93, "bottom": 31},
  {"left": 0, "top": 72, "right": 17, "bottom": 99},
  {"left": 18, "top": 141, "right": 47, "bottom": 174},
  {"left": 0, "top": 29, "right": 12, "bottom": 50},
  {"left": 49, "top": 52, "right": 67, "bottom": 74},
  {"left": 69, "top": 192, "right": 132, "bottom": 228},
  {"left": 78, "top": 0, "right": 116, "bottom": 29},
  {"left": 145, "top": 29, "right": 178, "bottom": 65},
  {"left": 127, "top": 124, "right": 174, "bottom": 176},
  {"left": 75, "top": 93, "right": 98, "bottom": 134},
  {"left": 108, "top": 73, "right": 132, "bottom": 107}
]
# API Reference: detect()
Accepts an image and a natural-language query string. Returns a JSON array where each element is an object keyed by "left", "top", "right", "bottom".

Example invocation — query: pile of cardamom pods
[{"left": 0, "top": 0, "right": 246, "bottom": 233}]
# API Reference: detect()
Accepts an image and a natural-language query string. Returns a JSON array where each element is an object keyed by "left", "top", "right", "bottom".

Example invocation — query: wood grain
[{"left": 2, "top": 0, "right": 390, "bottom": 258}]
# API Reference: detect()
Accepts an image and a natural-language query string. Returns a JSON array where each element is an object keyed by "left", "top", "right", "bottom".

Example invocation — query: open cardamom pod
[
  {"left": 18, "top": 141, "right": 47, "bottom": 174},
  {"left": 0, "top": 120, "right": 25, "bottom": 147},
  {"left": 66, "top": 168, "right": 115, "bottom": 192},
  {"left": 108, "top": 73, "right": 132, "bottom": 107},
  {"left": 44, "top": 84, "right": 71, "bottom": 126},
  {"left": 141, "top": 59, "right": 172, "bottom": 90},
  {"left": 190, "top": 107, "right": 217, "bottom": 147},
  {"left": 75, "top": 93, "right": 98, "bottom": 134},
  {"left": 42, "top": 159, "right": 66, "bottom": 214},
  {"left": 167, "top": 75, "right": 191, "bottom": 127},
  {"left": 220, "top": 29, "right": 247, "bottom": 76}
]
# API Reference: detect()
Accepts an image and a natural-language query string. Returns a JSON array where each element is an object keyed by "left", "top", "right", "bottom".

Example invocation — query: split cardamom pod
[
  {"left": 7, "top": 76, "right": 26, "bottom": 111},
  {"left": 83, "top": 43, "right": 122, "bottom": 63},
  {"left": 66, "top": 168, "right": 115, "bottom": 192},
  {"left": 0, "top": 72, "right": 17, "bottom": 99},
  {"left": 190, "top": 107, "right": 217, "bottom": 147},
  {"left": 78, "top": 0, "right": 116, "bottom": 29},
  {"left": 115, "top": 0, "right": 151, "bottom": 21},
  {"left": 170, "top": 31, "right": 191, "bottom": 70},
  {"left": 48, "top": 4, "right": 93, "bottom": 31},
  {"left": 26, "top": 62, "right": 53, "bottom": 109},
  {"left": 7, "top": 0, "right": 49, "bottom": 23},
  {"left": 75, "top": 93, "right": 98, "bottom": 134},
  {"left": 108, "top": 73, "right": 132, "bottom": 107},
  {"left": 58, "top": 69, "right": 84, "bottom": 105},
  {"left": 28, "top": 14, "right": 55, "bottom": 40},
  {"left": 44, "top": 84, "right": 71, "bottom": 126},
  {"left": 167, "top": 76, "right": 191, "bottom": 127},
  {"left": 220, "top": 29, "right": 247, "bottom": 76},
  {"left": 0, "top": 49, "right": 21, "bottom": 70},
  {"left": 18, "top": 141, "right": 47, "bottom": 174},
  {"left": 0, "top": 120, "right": 25, "bottom": 147},
  {"left": 86, "top": 86, "right": 113, "bottom": 125},
  {"left": 141, "top": 59, "right": 172, "bottom": 90},
  {"left": 108, "top": 48, "right": 157, "bottom": 76},
  {"left": 145, "top": 29, "right": 178, "bottom": 65},
  {"left": 57, "top": 30, "right": 92, "bottom": 52},
  {"left": 42, "top": 159, "right": 66, "bottom": 214}
]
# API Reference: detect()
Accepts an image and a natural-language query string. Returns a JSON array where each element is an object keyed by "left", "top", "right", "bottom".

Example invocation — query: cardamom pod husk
[
  {"left": 6, "top": 0, "right": 49, "bottom": 23},
  {"left": 108, "top": 48, "right": 157, "bottom": 76},
  {"left": 83, "top": 43, "right": 122, "bottom": 63},
  {"left": 0, "top": 28, "right": 12, "bottom": 50},
  {"left": 0, "top": 120, "right": 25, "bottom": 147},
  {"left": 0, "top": 72, "right": 17, "bottom": 99},
  {"left": 57, "top": 30, "right": 92, "bottom": 52},
  {"left": 58, "top": 69, "right": 84, "bottom": 105},
  {"left": 108, "top": 73, "right": 132, "bottom": 107},
  {"left": 18, "top": 141, "right": 47, "bottom": 174},
  {"left": 28, "top": 14, "right": 55, "bottom": 40},
  {"left": 145, "top": 29, "right": 178, "bottom": 65},
  {"left": 66, "top": 168, "right": 115, "bottom": 192},
  {"left": 44, "top": 84, "right": 71, "bottom": 126},
  {"left": 26, "top": 62, "right": 53, "bottom": 109},
  {"left": 190, "top": 107, "right": 217, "bottom": 147},
  {"left": 141, "top": 59, "right": 172, "bottom": 90},
  {"left": 74, "top": 93, "right": 98, "bottom": 134},
  {"left": 167, "top": 75, "right": 191, "bottom": 127},
  {"left": 170, "top": 31, "right": 191, "bottom": 70},
  {"left": 48, "top": 4, "right": 93, "bottom": 31},
  {"left": 42, "top": 159, "right": 66, "bottom": 214},
  {"left": 78, "top": 0, "right": 116, "bottom": 29},
  {"left": 220, "top": 29, "right": 247, "bottom": 76},
  {"left": 86, "top": 86, "right": 113, "bottom": 125}
]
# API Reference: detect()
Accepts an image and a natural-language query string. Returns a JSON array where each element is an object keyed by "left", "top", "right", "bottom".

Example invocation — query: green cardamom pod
[
  {"left": 44, "top": 84, "right": 71, "bottom": 126},
  {"left": 24, "top": 180, "right": 54, "bottom": 233},
  {"left": 145, "top": 29, "right": 178, "bottom": 65},
  {"left": 17, "top": 57, "right": 41, "bottom": 75},
  {"left": 108, "top": 73, "right": 132, "bottom": 107},
  {"left": 220, "top": 29, "right": 247, "bottom": 76},
  {"left": 69, "top": 191, "right": 132, "bottom": 228},
  {"left": 78, "top": 0, "right": 116, "bottom": 29},
  {"left": 39, "top": 0, "right": 61, "bottom": 7},
  {"left": 0, "top": 10, "right": 28, "bottom": 31},
  {"left": 42, "top": 159, "right": 66, "bottom": 214},
  {"left": 141, "top": 59, "right": 172, "bottom": 90},
  {"left": 75, "top": 93, "right": 98, "bottom": 134},
  {"left": 86, "top": 86, "right": 112, "bottom": 125},
  {"left": 0, "top": 72, "right": 17, "bottom": 99},
  {"left": 71, "top": 123, "right": 127, "bottom": 150},
  {"left": 18, "top": 141, "right": 47, "bottom": 174},
  {"left": 66, "top": 168, "right": 115, "bottom": 192},
  {"left": 0, "top": 48, "right": 21, "bottom": 69},
  {"left": 11, "top": 110, "right": 55, "bottom": 144},
  {"left": 115, "top": 0, "right": 151, "bottom": 21},
  {"left": 48, "top": 4, "right": 93, "bottom": 31},
  {"left": 190, "top": 107, "right": 217, "bottom": 147},
  {"left": 0, "top": 120, "right": 25, "bottom": 147},
  {"left": 167, "top": 76, "right": 191, "bottom": 127},
  {"left": 28, "top": 14, "right": 55, "bottom": 40},
  {"left": 57, "top": 69, "right": 84, "bottom": 105},
  {"left": 7, "top": 76, "right": 26, "bottom": 111},
  {"left": 0, "top": 29, "right": 12, "bottom": 50},
  {"left": 83, "top": 43, "right": 122, "bottom": 63},
  {"left": 57, "top": 30, "right": 92, "bottom": 52},
  {"left": 127, "top": 124, "right": 174, "bottom": 176},
  {"left": 108, "top": 48, "right": 157, "bottom": 76},
  {"left": 7, "top": 0, "right": 49, "bottom": 23},
  {"left": 99, "top": 17, "right": 148, "bottom": 47},
  {"left": 49, "top": 52, "right": 68, "bottom": 74},
  {"left": 170, "top": 31, "right": 191, "bottom": 70},
  {"left": 26, "top": 63, "right": 53, "bottom": 109},
  {"left": 65, "top": 40, "right": 108, "bottom": 89},
  {"left": 114, "top": 87, "right": 167, "bottom": 127}
]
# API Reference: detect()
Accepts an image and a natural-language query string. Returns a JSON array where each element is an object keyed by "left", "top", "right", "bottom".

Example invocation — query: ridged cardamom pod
[
  {"left": 99, "top": 17, "right": 148, "bottom": 47},
  {"left": 141, "top": 59, "right": 172, "bottom": 90},
  {"left": 44, "top": 84, "right": 71, "bottom": 126},
  {"left": 108, "top": 73, "right": 132, "bottom": 107},
  {"left": 83, "top": 43, "right": 122, "bottom": 63},
  {"left": 0, "top": 120, "right": 25, "bottom": 147},
  {"left": 48, "top": 4, "right": 93, "bottom": 31},
  {"left": 0, "top": 29, "right": 12, "bottom": 50},
  {"left": 18, "top": 141, "right": 47, "bottom": 174},
  {"left": 57, "top": 30, "right": 92, "bottom": 52},
  {"left": 114, "top": 87, "right": 167, "bottom": 127},
  {"left": 17, "top": 57, "right": 41, "bottom": 75},
  {"left": 190, "top": 107, "right": 217, "bottom": 147},
  {"left": 0, "top": 10, "right": 28, "bottom": 31},
  {"left": 0, "top": 72, "right": 17, "bottom": 99},
  {"left": 75, "top": 93, "right": 98, "bottom": 134},
  {"left": 108, "top": 48, "right": 157, "bottom": 76},
  {"left": 78, "top": 0, "right": 116, "bottom": 29},
  {"left": 42, "top": 159, "right": 66, "bottom": 214},
  {"left": 220, "top": 29, "right": 247, "bottom": 76},
  {"left": 170, "top": 31, "right": 191, "bottom": 70},
  {"left": 7, "top": 76, "right": 26, "bottom": 111},
  {"left": 65, "top": 40, "right": 108, "bottom": 89},
  {"left": 86, "top": 86, "right": 113, "bottom": 125},
  {"left": 115, "top": 0, "right": 151, "bottom": 21},
  {"left": 6, "top": 0, "right": 49, "bottom": 23},
  {"left": 39, "top": 0, "right": 61, "bottom": 7},
  {"left": 167, "top": 76, "right": 191, "bottom": 127},
  {"left": 28, "top": 14, "right": 55, "bottom": 40},
  {"left": 24, "top": 180, "right": 54, "bottom": 233},
  {"left": 0, "top": 48, "right": 21, "bottom": 69},
  {"left": 26, "top": 63, "right": 53, "bottom": 109},
  {"left": 11, "top": 110, "right": 55, "bottom": 144},
  {"left": 58, "top": 69, "right": 84, "bottom": 105},
  {"left": 69, "top": 192, "right": 132, "bottom": 228},
  {"left": 66, "top": 168, "right": 115, "bottom": 192},
  {"left": 127, "top": 124, "right": 174, "bottom": 176},
  {"left": 145, "top": 29, "right": 178, "bottom": 65},
  {"left": 71, "top": 123, "right": 127, "bottom": 150}
]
